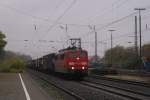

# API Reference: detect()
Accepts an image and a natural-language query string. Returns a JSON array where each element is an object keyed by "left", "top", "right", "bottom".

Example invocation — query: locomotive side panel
[{"left": 54, "top": 54, "right": 67, "bottom": 73}]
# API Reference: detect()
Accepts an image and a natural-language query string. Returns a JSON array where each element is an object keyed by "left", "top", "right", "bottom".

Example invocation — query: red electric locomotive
[{"left": 54, "top": 47, "right": 88, "bottom": 76}]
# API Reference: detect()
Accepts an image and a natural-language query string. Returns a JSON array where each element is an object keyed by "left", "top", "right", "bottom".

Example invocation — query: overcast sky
[{"left": 0, "top": 0, "right": 150, "bottom": 58}]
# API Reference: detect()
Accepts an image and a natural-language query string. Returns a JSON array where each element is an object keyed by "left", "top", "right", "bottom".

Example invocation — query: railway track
[
  {"left": 82, "top": 75, "right": 150, "bottom": 100},
  {"left": 89, "top": 75, "right": 150, "bottom": 88},
  {"left": 81, "top": 81, "right": 150, "bottom": 100},
  {"left": 28, "top": 69, "right": 150, "bottom": 100},
  {"left": 28, "top": 70, "right": 85, "bottom": 100}
]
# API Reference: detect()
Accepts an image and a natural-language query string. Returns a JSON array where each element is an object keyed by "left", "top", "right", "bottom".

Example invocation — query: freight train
[{"left": 29, "top": 38, "right": 89, "bottom": 77}]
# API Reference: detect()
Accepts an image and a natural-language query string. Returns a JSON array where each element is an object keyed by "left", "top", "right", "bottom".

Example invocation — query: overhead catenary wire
[
  {"left": 46, "top": 0, "right": 67, "bottom": 21},
  {"left": 115, "top": 0, "right": 129, "bottom": 8},
  {"left": 71, "top": 4, "right": 150, "bottom": 27},
  {"left": 8, "top": 27, "right": 150, "bottom": 45},
  {"left": 85, "top": 0, "right": 124, "bottom": 24},
  {"left": 82, "top": 33, "right": 133, "bottom": 44},
  {"left": 3, "top": 1, "right": 150, "bottom": 58},
  {"left": 45, "top": 0, "right": 77, "bottom": 36},
  {"left": 55, "top": 0, "right": 67, "bottom": 9},
  {"left": 97, "top": 4, "right": 150, "bottom": 29},
  {"left": 81, "top": 12, "right": 136, "bottom": 39},
  {"left": 81, "top": 4, "right": 150, "bottom": 39},
  {"left": 141, "top": 8, "right": 150, "bottom": 20},
  {"left": 88, "top": 27, "right": 150, "bottom": 44},
  {"left": 0, "top": 2, "right": 89, "bottom": 28},
  {"left": 1, "top": 1, "right": 150, "bottom": 31},
  {"left": 0, "top": 3, "right": 54, "bottom": 23}
]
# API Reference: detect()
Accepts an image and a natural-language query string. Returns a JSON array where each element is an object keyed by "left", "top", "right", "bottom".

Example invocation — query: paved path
[{"left": 0, "top": 72, "right": 53, "bottom": 100}]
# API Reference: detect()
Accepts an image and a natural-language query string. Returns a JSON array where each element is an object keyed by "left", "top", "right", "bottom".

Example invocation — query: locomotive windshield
[
  {"left": 68, "top": 51, "right": 87, "bottom": 58},
  {"left": 68, "top": 52, "right": 78, "bottom": 58}
]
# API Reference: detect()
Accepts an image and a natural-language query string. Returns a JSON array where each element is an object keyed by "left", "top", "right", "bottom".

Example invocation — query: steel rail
[
  {"left": 80, "top": 81, "right": 150, "bottom": 100},
  {"left": 29, "top": 70, "right": 86, "bottom": 100},
  {"left": 89, "top": 75, "right": 150, "bottom": 88}
]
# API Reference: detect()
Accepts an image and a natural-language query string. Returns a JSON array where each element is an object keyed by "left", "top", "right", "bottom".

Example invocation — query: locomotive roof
[
  {"left": 59, "top": 46, "right": 87, "bottom": 53},
  {"left": 59, "top": 46, "right": 79, "bottom": 52},
  {"left": 43, "top": 53, "right": 56, "bottom": 57}
]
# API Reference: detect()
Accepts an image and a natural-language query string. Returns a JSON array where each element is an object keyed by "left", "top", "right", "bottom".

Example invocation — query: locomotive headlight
[
  {"left": 69, "top": 62, "right": 75, "bottom": 65},
  {"left": 71, "top": 67, "right": 75, "bottom": 70},
  {"left": 76, "top": 57, "right": 80, "bottom": 60},
  {"left": 82, "top": 66, "right": 85, "bottom": 70},
  {"left": 81, "top": 62, "right": 87, "bottom": 65}
]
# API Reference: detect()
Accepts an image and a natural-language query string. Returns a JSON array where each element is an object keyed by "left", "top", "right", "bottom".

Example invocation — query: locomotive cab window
[
  {"left": 60, "top": 54, "right": 64, "bottom": 59},
  {"left": 80, "top": 51, "right": 87, "bottom": 57}
]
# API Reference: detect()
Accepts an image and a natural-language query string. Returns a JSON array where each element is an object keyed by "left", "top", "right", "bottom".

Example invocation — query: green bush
[
  {"left": 0, "top": 61, "right": 10, "bottom": 72},
  {"left": 0, "top": 57, "right": 25, "bottom": 73}
]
